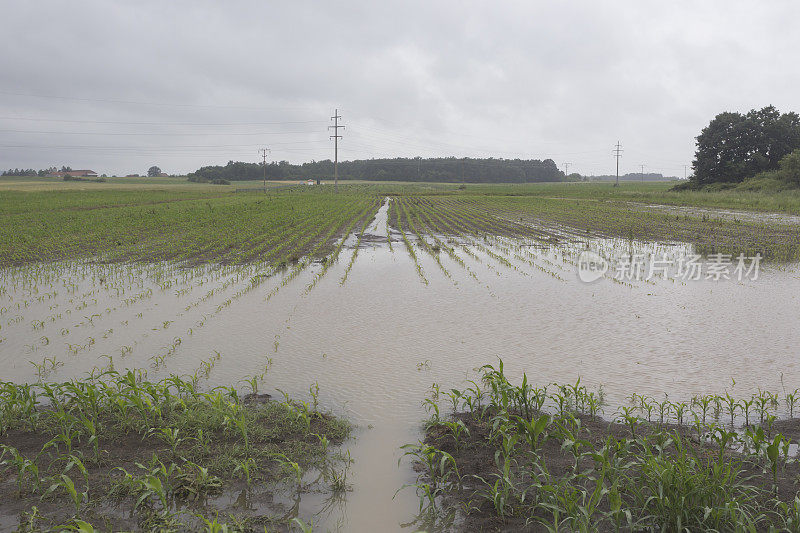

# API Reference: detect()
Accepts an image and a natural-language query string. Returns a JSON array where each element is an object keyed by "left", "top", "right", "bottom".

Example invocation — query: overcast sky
[{"left": 1, "top": 1, "right": 798, "bottom": 177}]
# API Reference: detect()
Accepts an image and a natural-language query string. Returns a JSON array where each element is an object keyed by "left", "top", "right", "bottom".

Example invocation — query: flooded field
[
  {"left": 3, "top": 197, "right": 800, "bottom": 530},
  {"left": 639, "top": 202, "right": 800, "bottom": 226}
]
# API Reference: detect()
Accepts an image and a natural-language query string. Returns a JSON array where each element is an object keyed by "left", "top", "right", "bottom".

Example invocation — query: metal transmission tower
[
  {"left": 613, "top": 141, "right": 623, "bottom": 187},
  {"left": 640, "top": 163, "right": 645, "bottom": 182},
  {"left": 564, "top": 162, "right": 571, "bottom": 178},
  {"left": 329, "top": 109, "right": 344, "bottom": 192},
  {"left": 259, "top": 147, "right": 270, "bottom": 193}
]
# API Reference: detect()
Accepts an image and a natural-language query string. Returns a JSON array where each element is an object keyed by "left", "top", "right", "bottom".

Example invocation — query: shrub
[
  {"left": 676, "top": 149, "right": 800, "bottom": 192},
  {"left": 736, "top": 175, "right": 785, "bottom": 192},
  {"left": 778, "top": 148, "right": 800, "bottom": 186}
]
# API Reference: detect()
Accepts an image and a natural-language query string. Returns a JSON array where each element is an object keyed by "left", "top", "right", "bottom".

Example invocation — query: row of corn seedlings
[
  {"left": 0, "top": 369, "right": 351, "bottom": 530},
  {"left": 403, "top": 359, "right": 800, "bottom": 531}
]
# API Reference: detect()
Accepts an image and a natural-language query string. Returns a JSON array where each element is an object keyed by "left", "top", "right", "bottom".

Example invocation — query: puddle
[
  {"left": 639, "top": 203, "right": 800, "bottom": 225},
  {"left": 3, "top": 198, "right": 800, "bottom": 530}
]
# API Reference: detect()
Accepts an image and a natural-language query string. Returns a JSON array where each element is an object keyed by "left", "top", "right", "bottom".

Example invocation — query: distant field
[
  {"left": 489, "top": 181, "right": 800, "bottom": 214},
  {"left": 3, "top": 176, "right": 800, "bottom": 215},
  {"left": 0, "top": 175, "right": 293, "bottom": 191}
]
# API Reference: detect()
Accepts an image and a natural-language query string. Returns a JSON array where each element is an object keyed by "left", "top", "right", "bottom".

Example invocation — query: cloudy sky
[{"left": 1, "top": 1, "right": 798, "bottom": 177}]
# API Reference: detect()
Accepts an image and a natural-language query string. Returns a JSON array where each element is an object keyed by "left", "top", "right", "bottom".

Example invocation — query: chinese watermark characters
[{"left": 577, "top": 251, "right": 761, "bottom": 283}]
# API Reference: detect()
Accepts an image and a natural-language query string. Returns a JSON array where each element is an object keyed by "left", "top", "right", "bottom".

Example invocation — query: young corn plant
[
  {"left": 399, "top": 443, "right": 460, "bottom": 503},
  {"left": 232, "top": 457, "right": 257, "bottom": 487},
  {"left": 723, "top": 393, "right": 739, "bottom": 428},
  {"left": 1, "top": 444, "right": 41, "bottom": 495},
  {"left": 440, "top": 419, "right": 470, "bottom": 452},
  {"left": 785, "top": 388, "right": 800, "bottom": 419},
  {"left": 616, "top": 406, "right": 641, "bottom": 438}
]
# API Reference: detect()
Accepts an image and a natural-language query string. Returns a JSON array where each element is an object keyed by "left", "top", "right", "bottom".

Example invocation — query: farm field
[
  {"left": 3, "top": 181, "right": 800, "bottom": 530},
  {"left": 0, "top": 175, "right": 307, "bottom": 193}
]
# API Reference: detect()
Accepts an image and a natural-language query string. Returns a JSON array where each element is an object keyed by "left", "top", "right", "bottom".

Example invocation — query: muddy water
[{"left": 3, "top": 199, "right": 800, "bottom": 531}]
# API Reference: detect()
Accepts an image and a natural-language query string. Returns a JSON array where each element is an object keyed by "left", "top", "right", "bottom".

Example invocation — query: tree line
[
  {"left": 188, "top": 157, "right": 569, "bottom": 183},
  {"left": 689, "top": 105, "right": 800, "bottom": 188},
  {"left": 1, "top": 166, "right": 70, "bottom": 177}
]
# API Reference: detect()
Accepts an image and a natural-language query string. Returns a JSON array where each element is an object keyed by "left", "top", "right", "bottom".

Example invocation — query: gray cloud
[{"left": 1, "top": 0, "right": 798, "bottom": 177}]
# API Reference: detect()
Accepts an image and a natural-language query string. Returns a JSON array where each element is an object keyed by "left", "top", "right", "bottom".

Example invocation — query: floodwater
[
  {"left": 3, "top": 199, "right": 800, "bottom": 531},
  {"left": 639, "top": 202, "right": 800, "bottom": 225}
]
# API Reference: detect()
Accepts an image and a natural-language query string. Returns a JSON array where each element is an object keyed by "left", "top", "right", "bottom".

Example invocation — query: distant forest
[{"left": 188, "top": 157, "right": 568, "bottom": 183}]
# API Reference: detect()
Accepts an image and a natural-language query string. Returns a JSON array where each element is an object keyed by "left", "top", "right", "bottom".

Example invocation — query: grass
[{"left": 0, "top": 371, "right": 350, "bottom": 531}]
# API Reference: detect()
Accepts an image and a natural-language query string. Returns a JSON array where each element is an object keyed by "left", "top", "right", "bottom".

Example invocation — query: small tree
[
  {"left": 147, "top": 166, "right": 161, "bottom": 177},
  {"left": 778, "top": 149, "right": 800, "bottom": 186}
]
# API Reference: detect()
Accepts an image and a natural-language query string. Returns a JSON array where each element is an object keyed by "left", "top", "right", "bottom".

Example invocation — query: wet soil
[
  {"left": 0, "top": 397, "right": 348, "bottom": 532},
  {"left": 424, "top": 412, "right": 800, "bottom": 532}
]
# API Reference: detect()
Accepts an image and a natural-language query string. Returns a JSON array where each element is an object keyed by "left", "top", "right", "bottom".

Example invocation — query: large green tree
[{"left": 692, "top": 106, "right": 800, "bottom": 186}]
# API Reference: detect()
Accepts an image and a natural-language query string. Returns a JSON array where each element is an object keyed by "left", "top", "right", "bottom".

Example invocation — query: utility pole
[
  {"left": 640, "top": 163, "right": 645, "bottom": 182},
  {"left": 613, "top": 141, "right": 623, "bottom": 187},
  {"left": 564, "top": 162, "right": 571, "bottom": 178},
  {"left": 684, "top": 165, "right": 688, "bottom": 180},
  {"left": 259, "top": 147, "right": 270, "bottom": 193},
  {"left": 329, "top": 109, "right": 344, "bottom": 192}
]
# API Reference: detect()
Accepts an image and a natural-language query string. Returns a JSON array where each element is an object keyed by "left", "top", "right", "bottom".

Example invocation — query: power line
[
  {"left": 350, "top": 125, "right": 608, "bottom": 158},
  {"left": 0, "top": 89, "right": 321, "bottom": 111},
  {"left": 0, "top": 140, "right": 327, "bottom": 149},
  {"left": 0, "top": 116, "right": 328, "bottom": 126},
  {"left": 0, "top": 129, "right": 321, "bottom": 136},
  {"left": 349, "top": 117, "right": 582, "bottom": 148}
]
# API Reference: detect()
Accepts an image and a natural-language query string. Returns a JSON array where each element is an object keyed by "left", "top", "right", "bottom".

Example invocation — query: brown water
[{"left": 3, "top": 199, "right": 800, "bottom": 531}]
